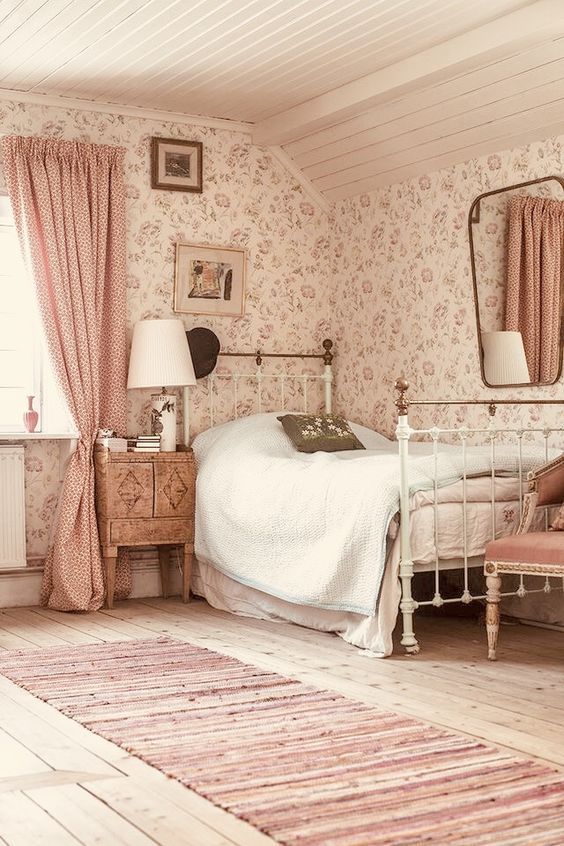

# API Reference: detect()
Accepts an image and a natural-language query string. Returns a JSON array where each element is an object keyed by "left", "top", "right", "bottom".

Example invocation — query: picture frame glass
[
  {"left": 174, "top": 243, "right": 246, "bottom": 317},
  {"left": 152, "top": 138, "right": 203, "bottom": 192}
]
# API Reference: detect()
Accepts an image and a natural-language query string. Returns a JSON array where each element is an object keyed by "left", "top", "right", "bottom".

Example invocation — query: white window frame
[{"left": 0, "top": 194, "right": 72, "bottom": 436}]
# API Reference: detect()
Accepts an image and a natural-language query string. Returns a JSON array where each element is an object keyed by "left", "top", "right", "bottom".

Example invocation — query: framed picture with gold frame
[
  {"left": 151, "top": 137, "right": 203, "bottom": 193},
  {"left": 173, "top": 242, "right": 246, "bottom": 317}
]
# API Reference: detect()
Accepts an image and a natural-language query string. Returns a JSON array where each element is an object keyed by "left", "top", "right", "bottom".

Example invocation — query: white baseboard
[
  {"left": 0, "top": 549, "right": 183, "bottom": 608},
  {"left": 0, "top": 568, "right": 43, "bottom": 608}
]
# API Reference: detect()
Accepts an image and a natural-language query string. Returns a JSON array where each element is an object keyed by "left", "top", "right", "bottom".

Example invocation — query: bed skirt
[{"left": 191, "top": 553, "right": 402, "bottom": 657}]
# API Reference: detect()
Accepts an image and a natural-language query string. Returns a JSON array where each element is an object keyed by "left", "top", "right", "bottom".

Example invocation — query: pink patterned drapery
[
  {"left": 505, "top": 195, "right": 564, "bottom": 383},
  {"left": 1, "top": 135, "right": 129, "bottom": 611}
]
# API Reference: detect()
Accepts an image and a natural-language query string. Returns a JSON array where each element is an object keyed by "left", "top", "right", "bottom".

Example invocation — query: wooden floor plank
[
  {"left": 0, "top": 792, "right": 81, "bottom": 845},
  {"left": 0, "top": 728, "right": 51, "bottom": 780},
  {"left": 0, "top": 611, "right": 71, "bottom": 648},
  {"left": 0, "top": 770, "right": 117, "bottom": 795},
  {"left": 0, "top": 690, "right": 124, "bottom": 777},
  {"left": 83, "top": 778, "right": 249, "bottom": 846},
  {"left": 27, "top": 783, "right": 158, "bottom": 846},
  {"left": 0, "top": 680, "right": 132, "bottom": 766},
  {"left": 27, "top": 607, "right": 143, "bottom": 643},
  {"left": 0, "top": 623, "right": 40, "bottom": 651},
  {"left": 1, "top": 609, "right": 101, "bottom": 645}
]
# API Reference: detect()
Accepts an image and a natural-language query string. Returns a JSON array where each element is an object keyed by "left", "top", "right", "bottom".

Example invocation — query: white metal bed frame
[
  {"left": 186, "top": 349, "right": 563, "bottom": 657},
  {"left": 394, "top": 378, "right": 564, "bottom": 655}
]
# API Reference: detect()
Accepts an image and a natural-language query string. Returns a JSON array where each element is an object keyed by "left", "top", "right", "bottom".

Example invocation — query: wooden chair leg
[
  {"left": 182, "top": 546, "right": 193, "bottom": 603},
  {"left": 485, "top": 573, "right": 502, "bottom": 661},
  {"left": 104, "top": 553, "right": 117, "bottom": 610},
  {"left": 158, "top": 546, "right": 171, "bottom": 599}
]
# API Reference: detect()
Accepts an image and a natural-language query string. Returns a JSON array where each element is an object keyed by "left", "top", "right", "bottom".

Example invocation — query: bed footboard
[{"left": 394, "top": 378, "right": 564, "bottom": 655}]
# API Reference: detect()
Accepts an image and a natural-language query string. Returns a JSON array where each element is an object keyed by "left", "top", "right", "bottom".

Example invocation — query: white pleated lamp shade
[
  {"left": 127, "top": 319, "right": 197, "bottom": 389},
  {"left": 481, "top": 331, "right": 530, "bottom": 385}
]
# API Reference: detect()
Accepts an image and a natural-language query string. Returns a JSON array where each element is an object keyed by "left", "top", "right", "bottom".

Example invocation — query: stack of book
[{"left": 127, "top": 435, "right": 161, "bottom": 453}]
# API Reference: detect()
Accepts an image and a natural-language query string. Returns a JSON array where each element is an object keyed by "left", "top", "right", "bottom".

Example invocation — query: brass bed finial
[
  {"left": 322, "top": 339, "right": 334, "bottom": 365},
  {"left": 394, "top": 377, "right": 409, "bottom": 415}
]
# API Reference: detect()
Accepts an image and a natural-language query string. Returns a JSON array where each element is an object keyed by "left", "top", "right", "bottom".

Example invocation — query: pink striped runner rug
[{"left": 1, "top": 637, "right": 563, "bottom": 846}]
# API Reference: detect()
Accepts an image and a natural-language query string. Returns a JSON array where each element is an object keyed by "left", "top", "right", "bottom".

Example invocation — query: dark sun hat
[{"left": 186, "top": 327, "right": 221, "bottom": 379}]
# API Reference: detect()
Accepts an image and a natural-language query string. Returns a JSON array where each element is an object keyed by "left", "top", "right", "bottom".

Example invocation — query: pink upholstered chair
[{"left": 484, "top": 454, "right": 564, "bottom": 660}]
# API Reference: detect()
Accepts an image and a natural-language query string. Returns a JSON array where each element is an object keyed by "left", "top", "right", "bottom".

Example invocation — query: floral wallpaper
[
  {"left": 331, "top": 136, "right": 564, "bottom": 439},
  {"left": 0, "top": 97, "right": 333, "bottom": 561}
]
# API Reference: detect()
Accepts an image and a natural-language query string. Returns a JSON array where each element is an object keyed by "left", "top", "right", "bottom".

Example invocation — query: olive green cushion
[{"left": 277, "top": 414, "right": 365, "bottom": 453}]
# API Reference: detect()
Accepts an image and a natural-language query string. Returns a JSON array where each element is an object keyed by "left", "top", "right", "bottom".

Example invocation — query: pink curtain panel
[
  {"left": 1, "top": 135, "right": 129, "bottom": 611},
  {"left": 505, "top": 195, "right": 564, "bottom": 383}
]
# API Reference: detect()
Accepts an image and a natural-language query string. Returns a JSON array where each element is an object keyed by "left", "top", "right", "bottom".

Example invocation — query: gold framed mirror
[{"left": 468, "top": 176, "right": 564, "bottom": 388}]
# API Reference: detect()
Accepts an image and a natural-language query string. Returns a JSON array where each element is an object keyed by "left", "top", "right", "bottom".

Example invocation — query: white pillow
[{"left": 348, "top": 421, "right": 394, "bottom": 451}]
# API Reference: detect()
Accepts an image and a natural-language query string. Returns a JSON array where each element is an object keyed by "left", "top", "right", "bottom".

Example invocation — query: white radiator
[{"left": 0, "top": 446, "right": 26, "bottom": 569}]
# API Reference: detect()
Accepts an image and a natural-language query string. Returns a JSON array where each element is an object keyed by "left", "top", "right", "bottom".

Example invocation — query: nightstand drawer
[
  {"left": 154, "top": 461, "right": 195, "bottom": 518},
  {"left": 106, "top": 463, "right": 153, "bottom": 518},
  {"left": 110, "top": 517, "right": 192, "bottom": 545}
]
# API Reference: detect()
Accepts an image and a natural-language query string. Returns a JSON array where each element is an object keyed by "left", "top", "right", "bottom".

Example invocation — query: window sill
[
  {"left": 0, "top": 433, "right": 79, "bottom": 479},
  {"left": 0, "top": 432, "right": 79, "bottom": 440}
]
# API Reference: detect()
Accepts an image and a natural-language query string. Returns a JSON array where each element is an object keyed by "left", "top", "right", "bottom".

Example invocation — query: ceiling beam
[{"left": 253, "top": 0, "right": 564, "bottom": 147}]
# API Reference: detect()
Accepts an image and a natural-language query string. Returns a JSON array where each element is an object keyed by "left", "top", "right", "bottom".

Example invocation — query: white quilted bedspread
[{"left": 192, "top": 413, "right": 553, "bottom": 617}]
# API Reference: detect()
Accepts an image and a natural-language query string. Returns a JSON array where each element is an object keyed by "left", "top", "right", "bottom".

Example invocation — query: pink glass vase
[{"left": 23, "top": 395, "right": 39, "bottom": 433}]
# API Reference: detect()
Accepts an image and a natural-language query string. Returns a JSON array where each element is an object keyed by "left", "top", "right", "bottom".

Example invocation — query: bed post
[
  {"left": 322, "top": 339, "right": 334, "bottom": 414},
  {"left": 394, "top": 377, "right": 419, "bottom": 655}
]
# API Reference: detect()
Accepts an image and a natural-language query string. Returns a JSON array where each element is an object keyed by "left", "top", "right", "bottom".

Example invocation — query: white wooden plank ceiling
[
  {"left": 1, "top": 0, "right": 564, "bottom": 199},
  {"left": 282, "top": 29, "right": 564, "bottom": 200}
]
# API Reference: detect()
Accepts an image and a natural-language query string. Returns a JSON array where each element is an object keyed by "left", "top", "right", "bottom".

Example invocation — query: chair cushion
[
  {"left": 485, "top": 532, "right": 564, "bottom": 567},
  {"left": 534, "top": 454, "right": 564, "bottom": 507},
  {"left": 550, "top": 503, "right": 564, "bottom": 531}
]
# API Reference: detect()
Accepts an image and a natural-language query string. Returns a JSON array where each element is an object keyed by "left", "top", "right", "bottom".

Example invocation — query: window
[{"left": 0, "top": 195, "right": 71, "bottom": 434}]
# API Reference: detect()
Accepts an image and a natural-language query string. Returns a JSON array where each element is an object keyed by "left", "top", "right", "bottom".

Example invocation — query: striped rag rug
[{"left": 1, "top": 638, "right": 563, "bottom": 846}]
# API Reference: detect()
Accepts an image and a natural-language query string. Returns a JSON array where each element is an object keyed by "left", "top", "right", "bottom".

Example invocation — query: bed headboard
[{"left": 183, "top": 339, "right": 334, "bottom": 444}]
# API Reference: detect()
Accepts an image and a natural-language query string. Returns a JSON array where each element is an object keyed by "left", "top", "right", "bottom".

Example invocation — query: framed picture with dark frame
[
  {"left": 151, "top": 137, "right": 203, "bottom": 193},
  {"left": 174, "top": 242, "right": 246, "bottom": 317}
]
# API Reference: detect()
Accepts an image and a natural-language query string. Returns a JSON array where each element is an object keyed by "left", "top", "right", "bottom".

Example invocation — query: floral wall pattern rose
[{"left": 0, "top": 98, "right": 333, "bottom": 561}]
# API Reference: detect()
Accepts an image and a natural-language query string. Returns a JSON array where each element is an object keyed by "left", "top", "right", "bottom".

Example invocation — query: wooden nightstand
[{"left": 94, "top": 447, "right": 195, "bottom": 609}]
